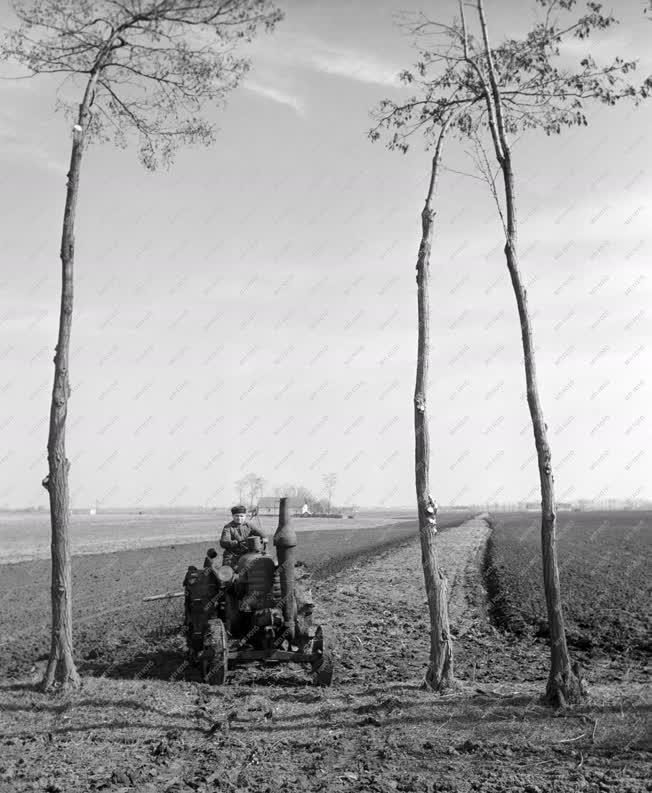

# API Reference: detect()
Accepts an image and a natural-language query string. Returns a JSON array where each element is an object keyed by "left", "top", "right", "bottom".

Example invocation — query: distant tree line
[{"left": 236, "top": 473, "right": 342, "bottom": 515}]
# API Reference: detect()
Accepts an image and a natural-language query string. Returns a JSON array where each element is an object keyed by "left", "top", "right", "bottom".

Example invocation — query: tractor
[{"left": 182, "top": 497, "right": 334, "bottom": 686}]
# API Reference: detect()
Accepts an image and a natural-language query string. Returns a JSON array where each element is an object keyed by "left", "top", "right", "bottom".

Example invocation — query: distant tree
[
  {"left": 309, "top": 498, "right": 328, "bottom": 514},
  {"left": 296, "top": 485, "right": 315, "bottom": 506},
  {"left": 254, "top": 477, "right": 265, "bottom": 507},
  {"left": 274, "top": 484, "right": 315, "bottom": 504},
  {"left": 276, "top": 484, "right": 298, "bottom": 498},
  {"left": 371, "top": 0, "right": 648, "bottom": 704},
  {"left": 243, "top": 472, "right": 265, "bottom": 508},
  {"left": 235, "top": 477, "right": 249, "bottom": 505},
  {"left": 1, "top": 0, "right": 281, "bottom": 692},
  {"left": 322, "top": 473, "right": 337, "bottom": 514}
]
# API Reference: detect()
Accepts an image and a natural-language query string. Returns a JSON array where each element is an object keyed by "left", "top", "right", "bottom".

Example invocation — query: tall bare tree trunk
[
  {"left": 501, "top": 158, "right": 581, "bottom": 707},
  {"left": 475, "top": 0, "right": 582, "bottom": 706},
  {"left": 41, "top": 74, "right": 99, "bottom": 691},
  {"left": 415, "top": 123, "right": 455, "bottom": 691}
]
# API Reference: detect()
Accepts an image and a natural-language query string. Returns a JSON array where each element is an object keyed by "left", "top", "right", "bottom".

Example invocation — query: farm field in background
[
  {"left": 0, "top": 512, "right": 469, "bottom": 679},
  {"left": 486, "top": 510, "right": 651, "bottom": 659},
  {"left": 0, "top": 508, "right": 418, "bottom": 564},
  {"left": 3, "top": 514, "right": 649, "bottom": 793}
]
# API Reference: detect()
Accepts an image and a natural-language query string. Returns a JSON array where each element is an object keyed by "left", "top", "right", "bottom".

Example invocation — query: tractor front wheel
[{"left": 202, "top": 618, "right": 229, "bottom": 685}]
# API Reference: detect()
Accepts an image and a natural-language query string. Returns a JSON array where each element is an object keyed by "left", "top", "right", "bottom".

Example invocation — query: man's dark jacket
[{"left": 220, "top": 520, "right": 265, "bottom": 568}]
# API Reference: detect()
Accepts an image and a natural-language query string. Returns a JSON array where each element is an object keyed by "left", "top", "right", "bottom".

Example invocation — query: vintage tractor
[{"left": 182, "top": 497, "right": 334, "bottom": 686}]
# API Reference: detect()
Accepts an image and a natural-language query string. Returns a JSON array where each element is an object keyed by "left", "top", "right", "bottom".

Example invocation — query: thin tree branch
[
  {"left": 458, "top": 0, "right": 504, "bottom": 163},
  {"left": 471, "top": 132, "right": 506, "bottom": 234}
]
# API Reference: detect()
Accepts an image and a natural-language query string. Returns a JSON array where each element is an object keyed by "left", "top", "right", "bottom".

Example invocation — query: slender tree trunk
[
  {"left": 415, "top": 125, "right": 455, "bottom": 691},
  {"left": 501, "top": 159, "right": 581, "bottom": 707},
  {"left": 41, "top": 76, "right": 99, "bottom": 691},
  {"left": 475, "top": 0, "right": 582, "bottom": 708}
]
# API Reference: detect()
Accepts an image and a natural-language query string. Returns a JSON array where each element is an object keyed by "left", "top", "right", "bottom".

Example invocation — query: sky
[{"left": 0, "top": 0, "right": 650, "bottom": 510}]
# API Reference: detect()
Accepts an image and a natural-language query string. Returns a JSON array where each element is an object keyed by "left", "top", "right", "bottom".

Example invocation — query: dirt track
[{"left": 1, "top": 514, "right": 648, "bottom": 793}]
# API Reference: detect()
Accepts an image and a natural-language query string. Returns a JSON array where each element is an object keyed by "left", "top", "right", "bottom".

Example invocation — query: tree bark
[
  {"left": 415, "top": 123, "right": 455, "bottom": 692},
  {"left": 501, "top": 157, "right": 581, "bottom": 707},
  {"left": 41, "top": 72, "right": 100, "bottom": 691},
  {"left": 475, "top": 0, "right": 583, "bottom": 706}
]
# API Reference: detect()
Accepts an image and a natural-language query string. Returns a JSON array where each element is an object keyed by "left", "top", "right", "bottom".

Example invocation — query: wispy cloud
[
  {"left": 244, "top": 79, "right": 305, "bottom": 115},
  {"left": 239, "top": 31, "right": 403, "bottom": 120},
  {"left": 253, "top": 32, "right": 403, "bottom": 88},
  {"left": 307, "top": 45, "right": 401, "bottom": 87}
]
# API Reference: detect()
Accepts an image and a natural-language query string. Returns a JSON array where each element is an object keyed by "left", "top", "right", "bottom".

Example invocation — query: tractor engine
[{"left": 236, "top": 538, "right": 284, "bottom": 631}]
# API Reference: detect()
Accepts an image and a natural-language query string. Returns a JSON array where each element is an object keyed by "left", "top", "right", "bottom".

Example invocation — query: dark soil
[
  {"left": 1, "top": 515, "right": 649, "bottom": 793},
  {"left": 484, "top": 511, "right": 651, "bottom": 673},
  {"left": 0, "top": 514, "right": 470, "bottom": 680}
]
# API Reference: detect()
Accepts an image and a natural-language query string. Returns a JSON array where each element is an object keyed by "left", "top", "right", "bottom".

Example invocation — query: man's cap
[{"left": 231, "top": 504, "right": 247, "bottom": 515}]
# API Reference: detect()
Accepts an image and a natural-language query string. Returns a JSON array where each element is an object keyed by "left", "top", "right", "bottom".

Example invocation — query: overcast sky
[{"left": 0, "top": 0, "right": 650, "bottom": 510}]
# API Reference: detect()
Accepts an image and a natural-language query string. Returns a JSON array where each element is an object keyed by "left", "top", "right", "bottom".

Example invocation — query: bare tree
[
  {"left": 276, "top": 484, "right": 298, "bottom": 498},
  {"left": 254, "top": 476, "right": 265, "bottom": 506},
  {"left": 295, "top": 485, "right": 316, "bottom": 506},
  {"left": 243, "top": 472, "right": 265, "bottom": 509},
  {"left": 371, "top": 0, "right": 649, "bottom": 705},
  {"left": 372, "top": 105, "right": 458, "bottom": 691},
  {"left": 273, "top": 484, "right": 311, "bottom": 517},
  {"left": 413, "top": 118, "right": 457, "bottom": 691},
  {"left": 274, "top": 484, "right": 315, "bottom": 504},
  {"left": 468, "top": 0, "right": 581, "bottom": 706},
  {"left": 322, "top": 473, "right": 337, "bottom": 514},
  {"left": 1, "top": 0, "right": 281, "bottom": 692},
  {"left": 236, "top": 476, "right": 248, "bottom": 504}
]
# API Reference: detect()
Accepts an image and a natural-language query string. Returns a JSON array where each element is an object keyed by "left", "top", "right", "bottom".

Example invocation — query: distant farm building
[{"left": 257, "top": 497, "right": 305, "bottom": 516}]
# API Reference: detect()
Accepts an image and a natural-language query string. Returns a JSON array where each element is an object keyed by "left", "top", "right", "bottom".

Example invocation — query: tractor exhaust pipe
[{"left": 274, "top": 497, "right": 297, "bottom": 642}]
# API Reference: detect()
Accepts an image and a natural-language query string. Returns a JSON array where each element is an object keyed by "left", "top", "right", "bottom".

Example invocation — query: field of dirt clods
[
  {"left": 484, "top": 510, "right": 651, "bottom": 665},
  {"left": 1, "top": 513, "right": 649, "bottom": 793},
  {"left": 0, "top": 514, "right": 470, "bottom": 680}
]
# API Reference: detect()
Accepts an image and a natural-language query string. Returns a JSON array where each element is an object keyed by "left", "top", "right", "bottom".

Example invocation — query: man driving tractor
[{"left": 220, "top": 504, "right": 266, "bottom": 569}]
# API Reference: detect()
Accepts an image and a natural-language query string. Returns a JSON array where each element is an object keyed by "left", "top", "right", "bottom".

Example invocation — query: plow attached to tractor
[{"left": 180, "top": 497, "right": 334, "bottom": 686}]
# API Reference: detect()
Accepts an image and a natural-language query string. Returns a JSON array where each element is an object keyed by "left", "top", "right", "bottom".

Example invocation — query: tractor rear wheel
[
  {"left": 310, "top": 625, "right": 334, "bottom": 687},
  {"left": 202, "top": 618, "right": 229, "bottom": 685}
]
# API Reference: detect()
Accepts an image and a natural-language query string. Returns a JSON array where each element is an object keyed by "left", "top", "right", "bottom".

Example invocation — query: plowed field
[
  {"left": 0, "top": 512, "right": 470, "bottom": 679},
  {"left": 484, "top": 510, "right": 651, "bottom": 660}
]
